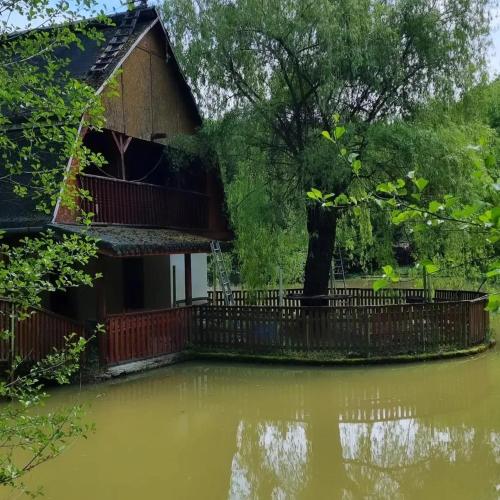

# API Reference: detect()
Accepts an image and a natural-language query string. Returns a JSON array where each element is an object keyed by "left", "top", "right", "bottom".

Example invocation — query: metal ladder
[
  {"left": 89, "top": 7, "right": 142, "bottom": 74},
  {"left": 210, "top": 241, "right": 235, "bottom": 305},
  {"left": 330, "top": 248, "right": 347, "bottom": 292}
]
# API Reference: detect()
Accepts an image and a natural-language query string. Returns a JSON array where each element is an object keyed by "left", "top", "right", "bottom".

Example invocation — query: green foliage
[
  {"left": 0, "top": 1, "right": 108, "bottom": 494},
  {"left": 163, "top": 0, "right": 490, "bottom": 290},
  {"left": 317, "top": 105, "right": 499, "bottom": 309},
  {"left": 0, "top": 334, "right": 93, "bottom": 494},
  {"left": 0, "top": 231, "right": 100, "bottom": 313}
]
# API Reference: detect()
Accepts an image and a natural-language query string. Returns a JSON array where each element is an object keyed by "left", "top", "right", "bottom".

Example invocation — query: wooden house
[{"left": 0, "top": 6, "right": 231, "bottom": 367}]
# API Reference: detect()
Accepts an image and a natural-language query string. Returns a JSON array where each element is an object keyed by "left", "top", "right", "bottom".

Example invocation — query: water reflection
[
  {"left": 23, "top": 353, "right": 500, "bottom": 500},
  {"left": 229, "top": 421, "right": 309, "bottom": 499}
]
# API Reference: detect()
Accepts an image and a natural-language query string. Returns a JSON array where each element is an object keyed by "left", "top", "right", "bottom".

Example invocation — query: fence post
[
  {"left": 8, "top": 303, "right": 16, "bottom": 381},
  {"left": 278, "top": 267, "right": 284, "bottom": 307}
]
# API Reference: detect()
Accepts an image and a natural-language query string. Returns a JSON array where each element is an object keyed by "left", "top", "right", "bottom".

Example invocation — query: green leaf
[
  {"left": 413, "top": 177, "right": 429, "bottom": 192},
  {"left": 376, "top": 182, "right": 395, "bottom": 194},
  {"left": 334, "top": 193, "right": 349, "bottom": 205},
  {"left": 334, "top": 126, "right": 346, "bottom": 140},
  {"left": 352, "top": 159, "right": 362, "bottom": 175},
  {"left": 382, "top": 265, "right": 394, "bottom": 276},
  {"left": 307, "top": 187, "right": 323, "bottom": 200},
  {"left": 321, "top": 130, "right": 332, "bottom": 142},
  {"left": 486, "top": 295, "right": 500, "bottom": 313},
  {"left": 428, "top": 200, "right": 443, "bottom": 213},
  {"left": 373, "top": 279, "right": 389, "bottom": 292}
]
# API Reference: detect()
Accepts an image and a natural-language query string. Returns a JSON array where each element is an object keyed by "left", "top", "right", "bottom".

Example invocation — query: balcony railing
[{"left": 78, "top": 174, "right": 209, "bottom": 229}]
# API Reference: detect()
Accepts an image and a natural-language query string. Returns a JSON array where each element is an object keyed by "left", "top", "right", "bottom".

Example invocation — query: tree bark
[{"left": 302, "top": 205, "right": 338, "bottom": 306}]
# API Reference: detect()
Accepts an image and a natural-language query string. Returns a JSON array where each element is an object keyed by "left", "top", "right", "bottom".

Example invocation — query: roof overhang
[{"left": 51, "top": 223, "right": 217, "bottom": 256}]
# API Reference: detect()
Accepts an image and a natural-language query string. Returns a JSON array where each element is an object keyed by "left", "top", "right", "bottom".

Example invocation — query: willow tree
[{"left": 163, "top": 0, "right": 490, "bottom": 301}]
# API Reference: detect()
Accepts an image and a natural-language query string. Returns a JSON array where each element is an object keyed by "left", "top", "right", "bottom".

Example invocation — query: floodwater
[{"left": 11, "top": 345, "right": 500, "bottom": 499}]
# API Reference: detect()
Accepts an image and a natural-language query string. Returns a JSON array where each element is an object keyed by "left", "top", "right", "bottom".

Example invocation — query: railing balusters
[{"left": 78, "top": 174, "right": 209, "bottom": 229}]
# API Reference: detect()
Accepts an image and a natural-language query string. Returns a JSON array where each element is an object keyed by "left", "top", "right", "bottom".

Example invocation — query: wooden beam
[
  {"left": 111, "top": 131, "right": 133, "bottom": 180},
  {"left": 184, "top": 254, "right": 192, "bottom": 306}
]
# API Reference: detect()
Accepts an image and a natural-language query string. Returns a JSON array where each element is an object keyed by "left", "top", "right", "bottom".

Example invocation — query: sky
[{"left": 4, "top": 0, "right": 500, "bottom": 78}]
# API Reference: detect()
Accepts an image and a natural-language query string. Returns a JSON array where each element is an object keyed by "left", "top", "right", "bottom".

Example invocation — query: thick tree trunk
[{"left": 302, "top": 205, "right": 338, "bottom": 306}]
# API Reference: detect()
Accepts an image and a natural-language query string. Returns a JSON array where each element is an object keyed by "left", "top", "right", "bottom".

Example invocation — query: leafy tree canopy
[{"left": 163, "top": 0, "right": 491, "bottom": 296}]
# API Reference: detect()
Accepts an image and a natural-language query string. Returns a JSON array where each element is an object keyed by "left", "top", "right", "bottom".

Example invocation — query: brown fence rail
[
  {"left": 208, "top": 287, "right": 486, "bottom": 307},
  {"left": 105, "top": 307, "right": 192, "bottom": 365},
  {"left": 0, "top": 300, "right": 85, "bottom": 363},
  {"left": 193, "top": 292, "right": 490, "bottom": 357}
]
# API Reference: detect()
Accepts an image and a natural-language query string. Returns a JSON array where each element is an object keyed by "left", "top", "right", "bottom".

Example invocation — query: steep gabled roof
[{"left": 1, "top": 6, "right": 202, "bottom": 232}]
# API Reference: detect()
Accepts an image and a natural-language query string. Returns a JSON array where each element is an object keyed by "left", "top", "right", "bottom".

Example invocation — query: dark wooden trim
[{"left": 184, "top": 253, "right": 192, "bottom": 306}]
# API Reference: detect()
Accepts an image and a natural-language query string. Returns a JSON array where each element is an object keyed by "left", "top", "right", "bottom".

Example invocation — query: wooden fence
[
  {"left": 193, "top": 291, "right": 490, "bottom": 357},
  {"left": 0, "top": 300, "right": 85, "bottom": 363},
  {"left": 208, "top": 287, "right": 486, "bottom": 307},
  {"left": 105, "top": 306, "right": 192, "bottom": 365},
  {"left": 0, "top": 289, "right": 490, "bottom": 368}
]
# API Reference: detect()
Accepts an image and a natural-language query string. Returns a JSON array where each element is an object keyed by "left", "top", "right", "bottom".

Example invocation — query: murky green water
[{"left": 10, "top": 344, "right": 500, "bottom": 499}]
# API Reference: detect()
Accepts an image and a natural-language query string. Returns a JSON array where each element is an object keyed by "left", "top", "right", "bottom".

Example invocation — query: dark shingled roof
[
  {"left": 52, "top": 224, "right": 214, "bottom": 256},
  {"left": 0, "top": 131, "right": 64, "bottom": 230}
]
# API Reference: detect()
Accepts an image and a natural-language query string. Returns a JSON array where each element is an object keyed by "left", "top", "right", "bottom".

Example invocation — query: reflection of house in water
[{"left": 83, "top": 360, "right": 499, "bottom": 498}]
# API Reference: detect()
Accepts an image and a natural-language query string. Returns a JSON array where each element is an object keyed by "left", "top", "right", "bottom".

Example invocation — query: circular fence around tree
[{"left": 192, "top": 288, "right": 491, "bottom": 359}]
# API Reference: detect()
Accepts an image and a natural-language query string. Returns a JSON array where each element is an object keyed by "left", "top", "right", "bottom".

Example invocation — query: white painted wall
[
  {"left": 170, "top": 253, "right": 208, "bottom": 305},
  {"left": 192, "top": 253, "right": 208, "bottom": 301},
  {"left": 170, "top": 254, "right": 185, "bottom": 304}
]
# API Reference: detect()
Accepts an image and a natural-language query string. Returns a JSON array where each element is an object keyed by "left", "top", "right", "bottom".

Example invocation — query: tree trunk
[{"left": 302, "top": 205, "right": 338, "bottom": 306}]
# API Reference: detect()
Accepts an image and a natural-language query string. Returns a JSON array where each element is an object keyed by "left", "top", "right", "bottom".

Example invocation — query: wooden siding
[
  {"left": 0, "top": 300, "right": 85, "bottom": 363},
  {"left": 105, "top": 306, "right": 191, "bottom": 365},
  {"left": 78, "top": 174, "right": 209, "bottom": 229},
  {"left": 101, "top": 25, "right": 200, "bottom": 143}
]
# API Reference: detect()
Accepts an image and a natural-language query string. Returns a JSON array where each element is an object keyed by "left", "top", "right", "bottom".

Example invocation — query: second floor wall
[{"left": 101, "top": 23, "right": 201, "bottom": 144}]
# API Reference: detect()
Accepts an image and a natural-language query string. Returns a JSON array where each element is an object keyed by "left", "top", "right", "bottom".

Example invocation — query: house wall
[
  {"left": 170, "top": 253, "right": 208, "bottom": 305},
  {"left": 101, "top": 24, "right": 200, "bottom": 145},
  {"left": 170, "top": 254, "right": 185, "bottom": 304},
  {"left": 42, "top": 251, "right": 208, "bottom": 326},
  {"left": 192, "top": 253, "right": 209, "bottom": 301}
]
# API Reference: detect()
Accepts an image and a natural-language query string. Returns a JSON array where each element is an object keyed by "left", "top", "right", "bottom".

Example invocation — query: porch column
[
  {"left": 184, "top": 253, "right": 192, "bottom": 306},
  {"left": 96, "top": 260, "right": 108, "bottom": 367}
]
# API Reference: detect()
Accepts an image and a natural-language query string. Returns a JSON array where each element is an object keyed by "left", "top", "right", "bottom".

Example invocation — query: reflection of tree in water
[
  {"left": 229, "top": 420, "right": 309, "bottom": 499},
  {"left": 339, "top": 418, "right": 476, "bottom": 498}
]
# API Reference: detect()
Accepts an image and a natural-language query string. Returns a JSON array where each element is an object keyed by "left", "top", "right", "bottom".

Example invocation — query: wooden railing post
[{"left": 96, "top": 269, "right": 108, "bottom": 367}]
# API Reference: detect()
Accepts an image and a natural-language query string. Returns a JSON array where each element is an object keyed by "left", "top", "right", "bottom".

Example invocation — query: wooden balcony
[{"left": 78, "top": 174, "right": 209, "bottom": 230}]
